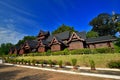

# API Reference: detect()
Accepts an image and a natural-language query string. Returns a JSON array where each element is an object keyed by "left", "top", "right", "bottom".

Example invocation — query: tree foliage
[
  {"left": 115, "top": 38, "right": 120, "bottom": 47},
  {"left": 0, "top": 43, "right": 14, "bottom": 55},
  {"left": 89, "top": 13, "right": 120, "bottom": 36},
  {"left": 0, "top": 36, "right": 36, "bottom": 55},
  {"left": 52, "top": 24, "right": 75, "bottom": 35},
  {"left": 116, "top": 22, "right": 120, "bottom": 33},
  {"left": 16, "top": 36, "right": 36, "bottom": 46},
  {"left": 86, "top": 31, "right": 99, "bottom": 38}
]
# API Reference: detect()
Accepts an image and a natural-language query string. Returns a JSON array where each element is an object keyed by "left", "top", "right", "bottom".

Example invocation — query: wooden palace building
[{"left": 9, "top": 30, "right": 116, "bottom": 54}]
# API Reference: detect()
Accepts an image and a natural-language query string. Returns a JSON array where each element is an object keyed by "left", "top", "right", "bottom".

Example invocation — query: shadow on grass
[
  {"left": 0, "top": 70, "right": 21, "bottom": 80},
  {"left": 18, "top": 73, "right": 51, "bottom": 80}
]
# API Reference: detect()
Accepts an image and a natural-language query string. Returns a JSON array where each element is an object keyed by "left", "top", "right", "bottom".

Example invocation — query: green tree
[
  {"left": 115, "top": 38, "right": 120, "bottom": 47},
  {"left": 86, "top": 31, "right": 99, "bottom": 38},
  {"left": 89, "top": 13, "right": 120, "bottom": 36},
  {"left": 16, "top": 36, "right": 36, "bottom": 46},
  {"left": 115, "top": 22, "right": 120, "bottom": 35},
  {"left": 52, "top": 24, "right": 75, "bottom": 35},
  {"left": 0, "top": 43, "right": 14, "bottom": 55}
]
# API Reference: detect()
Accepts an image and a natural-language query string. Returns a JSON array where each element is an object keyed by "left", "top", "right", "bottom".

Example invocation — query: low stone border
[
  {"left": 65, "top": 66, "right": 120, "bottom": 72},
  {"left": 0, "top": 59, "right": 2, "bottom": 64},
  {"left": 3, "top": 63, "right": 120, "bottom": 80}
]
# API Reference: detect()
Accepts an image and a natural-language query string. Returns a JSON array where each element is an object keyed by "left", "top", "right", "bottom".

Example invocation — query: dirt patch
[{"left": 0, "top": 64, "right": 115, "bottom": 80}]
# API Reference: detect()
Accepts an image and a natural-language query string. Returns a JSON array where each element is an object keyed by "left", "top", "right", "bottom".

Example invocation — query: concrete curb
[
  {"left": 65, "top": 66, "right": 120, "bottom": 72},
  {"left": 3, "top": 63, "right": 120, "bottom": 80}
]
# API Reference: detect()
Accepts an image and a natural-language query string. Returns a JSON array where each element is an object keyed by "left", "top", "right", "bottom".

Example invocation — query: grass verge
[{"left": 16, "top": 53, "right": 120, "bottom": 68}]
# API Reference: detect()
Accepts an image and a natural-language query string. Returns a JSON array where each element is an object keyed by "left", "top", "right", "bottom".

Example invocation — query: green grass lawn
[{"left": 16, "top": 53, "right": 120, "bottom": 68}]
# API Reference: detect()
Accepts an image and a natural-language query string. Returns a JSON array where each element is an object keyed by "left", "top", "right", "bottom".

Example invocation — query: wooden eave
[
  {"left": 23, "top": 42, "right": 30, "bottom": 50},
  {"left": 67, "top": 32, "right": 84, "bottom": 43},
  {"left": 49, "top": 37, "right": 61, "bottom": 46},
  {"left": 37, "top": 40, "right": 46, "bottom": 47},
  {"left": 38, "top": 32, "right": 44, "bottom": 36}
]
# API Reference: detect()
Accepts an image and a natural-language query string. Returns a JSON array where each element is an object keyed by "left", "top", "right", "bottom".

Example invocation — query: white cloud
[{"left": 0, "top": 23, "right": 27, "bottom": 45}]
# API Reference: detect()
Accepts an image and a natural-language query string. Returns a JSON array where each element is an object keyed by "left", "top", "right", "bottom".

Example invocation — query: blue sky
[{"left": 0, "top": 0, "right": 120, "bottom": 44}]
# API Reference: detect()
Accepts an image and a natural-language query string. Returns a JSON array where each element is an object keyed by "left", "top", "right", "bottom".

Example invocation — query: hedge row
[
  {"left": 49, "top": 48, "right": 114, "bottom": 55},
  {"left": 5, "top": 58, "right": 120, "bottom": 69},
  {"left": 107, "top": 60, "right": 120, "bottom": 68},
  {"left": 9, "top": 47, "right": 115, "bottom": 57},
  {"left": 5, "top": 58, "right": 79, "bottom": 68}
]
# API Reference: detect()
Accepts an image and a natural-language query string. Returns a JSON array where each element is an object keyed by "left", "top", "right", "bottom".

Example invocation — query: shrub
[
  {"left": 39, "top": 60, "right": 44, "bottom": 67},
  {"left": 9, "top": 59, "right": 15, "bottom": 64},
  {"left": 21, "top": 59, "right": 24, "bottom": 64},
  {"left": 6, "top": 58, "right": 10, "bottom": 63},
  {"left": 95, "top": 48, "right": 113, "bottom": 53},
  {"left": 17, "top": 59, "right": 21, "bottom": 64},
  {"left": 107, "top": 60, "right": 120, "bottom": 69},
  {"left": 89, "top": 60, "right": 96, "bottom": 70},
  {"left": 83, "top": 48, "right": 92, "bottom": 54},
  {"left": 57, "top": 60, "right": 63, "bottom": 68},
  {"left": 64, "top": 61, "right": 71, "bottom": 66},
  {"left": 24, "top": 60, "right": 27, "bottom": 65},
  {"left": 12, "top": 59, "right": 16, "bottom": 63},
  {"left": 70, "top": 49, "right": 92, "bottom": 55},
  {"left": 113, "top": 44, "right": 120, "bottom": 53},
  {"left": 43, "top": 60, "right": 48, "bottom": 64},
  {"left": 15, "top": 59, "right": 18, "bottom": 64},
  {"left": 46, "top": 50, "right": 51, "bottom": 56},
  {"left": 48, "top": 60, "right": 53, "bottom": 67},
  {"left": 52, "top": 60, "right": 57, "bottom": 65},
  {"left": 32, "top": 59, "right": 36, "bottom": 66},
  {"left": 8, "top": 59, "right": 11, "bottom": 63},
  {"left": 36, "top": 60, "right": 40, "bottom": 65},
  {"left": 95, "top": 48, "right": 105, "bottom": 53},
  {"left": 27, "top": 60, "right": 31, "bottom": 65},
  {"left": 71, "top": 58, "right": 77, "bottom": 66},
  {"left": 11, "top": 54, "right": 17, "bottom": 57},
  {"left": 27, "top": 52, "right": 45, "bottom": 56},
  {"left": 52, "top": 51, "right": 63, "bottom": 55},
  {"left": 63, "top": 48, "right": 69, "bottom": 55},
  {"left": 70, "top": 49, "right": 82, "bottom": 55},
  {"left": 39, "top": 60, "right": 43, "bottom": 64}
]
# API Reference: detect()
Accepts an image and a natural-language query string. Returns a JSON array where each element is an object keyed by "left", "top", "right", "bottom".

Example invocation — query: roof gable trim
[
  {"left": 49, "top": 37, "right": 61, "bottom": 46},
  {"left": 37, "top": 40, "right": 46, "bottom": 47},
  {"left": 67, "top": 32, "right": 84, "bottom": 43}
]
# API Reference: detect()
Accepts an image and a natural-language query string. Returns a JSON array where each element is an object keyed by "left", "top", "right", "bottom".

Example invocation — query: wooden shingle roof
[
  {"left": 76, "top": 31, "right": 86, "bottom": 40},
  {"left": 37, "top": 30, "right": 50, "bottom": 37},
  {"left": 86, "top": 36, "right": 116, "bottom": 44},
  {"left": 46, "top": 31, "right": 70, "bottom": 42},
  {"left": 25, "top": 40, "right": 38, "bottom": 49}
]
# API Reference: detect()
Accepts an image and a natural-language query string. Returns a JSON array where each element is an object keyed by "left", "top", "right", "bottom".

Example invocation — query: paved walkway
[{"left": 3, "top": 63, "right": 120, "bottom": 80}]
